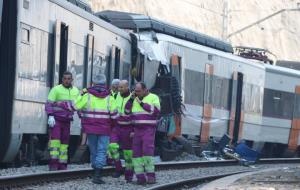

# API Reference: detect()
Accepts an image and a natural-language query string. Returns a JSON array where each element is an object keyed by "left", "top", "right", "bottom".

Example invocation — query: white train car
[
  {"left": 99, "top": 11, "right": 300, "bottom": 157},
  {"left": 0, "top": 0, "right": 131, "bottom": 163}
]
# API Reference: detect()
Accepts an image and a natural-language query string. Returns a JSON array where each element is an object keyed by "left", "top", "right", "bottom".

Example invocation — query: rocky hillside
[{"left": 89, "top": 0, "right": 300, "bottom": 61}]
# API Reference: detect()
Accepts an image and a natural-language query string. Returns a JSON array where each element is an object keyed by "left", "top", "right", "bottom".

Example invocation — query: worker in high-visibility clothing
[
  {"left": 125, "top": 82, "right": 160, "bottom": 185},
  {"left": 110, "top": 79, "right": 120, "bottom": 99},
  {"left": 107, "top": 78, "right": 120, "bottom": 166},
  {"left": 108, "top": 80, "right": 134, "bottom": 182},
  {"left": 45, "top": 71, "right": 80, "bottom": 171},
  {"left": 72, "top": 74, "right": 117, "bottom": 184}
]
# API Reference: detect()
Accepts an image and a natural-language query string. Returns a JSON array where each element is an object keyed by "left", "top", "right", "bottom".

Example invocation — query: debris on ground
[{"left": 201, "top": 134, "right": 261, "bottom": 165}]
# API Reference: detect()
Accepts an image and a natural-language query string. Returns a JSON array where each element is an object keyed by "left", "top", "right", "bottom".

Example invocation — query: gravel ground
[
  {"left": 0, "top": 164, "right": 91, "bottom": 177},
  {"left": 227, "top": 166, "right": 300, "bottom": 190},
  {"left": 17, "top": 164, "right": 300, "bottom": 190},
  {"left": 188, "top": 164, "right": 300, "bottom": 190}
]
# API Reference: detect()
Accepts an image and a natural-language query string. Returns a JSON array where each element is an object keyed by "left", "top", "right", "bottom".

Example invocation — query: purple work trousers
[
  {"left": 132, "top": 126, "right": 156, "bottom": 158},
  {"left": 110, "top": 126, "right": 133, "bottom": 150},
  {"left": 110, "top": 125, "right": 134, "bottom": 180},
  {"left": 49, "top": 120, "right": 70, "bottom": 170}
]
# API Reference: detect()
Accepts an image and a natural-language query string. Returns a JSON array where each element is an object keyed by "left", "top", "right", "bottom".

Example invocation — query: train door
[
  {"left": 86, "top": 35, "right": 109, "bottom": 86},
  {"left": 53, "top": 21, "right": 69, "bottom": 86},
  {"left": 108, "top": 45, "right": 121, "bottom": 84},
  {"left": 85, "top": 34, "right": 94, "bottom": 87},
  {"left": 228, "top": 72, "right": 244, "bottom": 144}
]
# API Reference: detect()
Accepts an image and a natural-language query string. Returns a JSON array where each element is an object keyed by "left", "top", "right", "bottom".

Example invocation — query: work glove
[{"left": 48, "top": 116, "right": 56, "bottom": 128}]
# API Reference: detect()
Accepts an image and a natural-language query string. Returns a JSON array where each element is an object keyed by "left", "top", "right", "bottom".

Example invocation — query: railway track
[
  {"left": 1, "top": 158, "right": 300, "bottom": 189},
  {"left": 145, "top": 171, "right": 248, "bottom": 190}
]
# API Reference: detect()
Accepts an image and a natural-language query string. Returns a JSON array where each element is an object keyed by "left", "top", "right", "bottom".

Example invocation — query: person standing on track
[
  {"left": 45, "top": 71, "right": 80, "bottom": 171},
  {"left": 108, "top": 80, "right": 134, "bottom": 182},
  {"left": 125, "top": 82, "right": 160, "bottom": 185},
  {"left": 72, "top": 74, "right": 117, "bottom": 184},
  {"left": 107, "top": 78, "right": 120, "bottom": 166},
  {"left": 110, "top": 79, "right": 120, "bottom": 99}
]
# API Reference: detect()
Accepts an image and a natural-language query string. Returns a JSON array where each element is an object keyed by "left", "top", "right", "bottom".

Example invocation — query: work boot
[
  {"left": 92, "top": 168, "right": 105, "bottom": 184},
  {"left": 112, "top": 160, "right": 123, "bottom": 178},
  {"left": 147, "top": 173, "right": 156, "bottom": 184},
  {"left": 136, "top": 174, "right": 146, "bottom": 185},
  {"left": 49, "top": 160, "right": 59, "bottom": 171},
  {"left": 112, "top": 171, "right": 122, "bottom": 178},
  {"left": 125, "top": 170, "right": 134, "bottom": 182}
]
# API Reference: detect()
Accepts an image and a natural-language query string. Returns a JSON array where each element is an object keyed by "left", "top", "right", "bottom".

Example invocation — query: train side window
[
  {"left": 135, "top": 53, "right": 144, "bottom": 82},
  {"left": 212, "top": 76, "right": 231, "bottom": 110},
  {"left": 262, "top": 88, "right": 294, "bottom": 119},
  {"left": 109, "top": 46, "right": 121, "bottom": 83},
  {"left": 184, "top": 69, "right": 204, "bottom": 106},
  {"left": 93, "top": 52, "right": 107, "bottom": 78},
  {"left": 68, "top": 43, "right": 84, "bottom": 89},
  {"left": 17, "top": 26, "right": 49, "bottom": 101},
  {"left": 114, "top": 47, "right": 120, "bottom": 79},
  {"left": 21, "top": 27, "right": 30, "bottom": 44},
  {"left": 122, "top": 62, "right": 130, "bottom": 81},
  {"left": 58, "top": 23, "right": 69, "bottom": 84}
]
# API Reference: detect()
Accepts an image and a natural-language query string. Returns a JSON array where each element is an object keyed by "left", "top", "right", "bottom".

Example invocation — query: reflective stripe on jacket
[
  {"left": 74, "top": 93, "right": 117, "bottom": 135},
  {"left": 115, "top": 92, "right": 132, "bottom": 126},
  {"left": 125, "top": 93, "right": 160, "bottom": 126},
  {"left": 45, "top": 84, "right": 79, "bottom": 121}
]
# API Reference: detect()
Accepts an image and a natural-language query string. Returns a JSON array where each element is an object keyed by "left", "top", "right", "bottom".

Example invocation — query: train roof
[
  {"left": 276, "top": 60, "right": 300, "bottom": 71},
  {"left": 51, "top": 0, "right": 130, "bottom": 40},
  {"left": 265, "top": 64, "right": 300, "bottom": 78},
  {"left": 65, "top": 0, "right": 92, "bottom": 13},
  {"left": 95, "top": 10, "right": 234, "bottom": 53}
]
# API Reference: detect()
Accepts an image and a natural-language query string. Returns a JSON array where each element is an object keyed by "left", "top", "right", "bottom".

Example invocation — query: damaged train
[{"left": 1, "top": 0, "right": 300, "bottom": 164}]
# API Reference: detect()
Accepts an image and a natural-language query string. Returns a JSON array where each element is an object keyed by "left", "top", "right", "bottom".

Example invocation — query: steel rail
[
  {"left": 0, "top": 158, "right": 299, "bottom": 189},
  {"left": 144, "top": 171, "right": 251, "bottom": 190}
]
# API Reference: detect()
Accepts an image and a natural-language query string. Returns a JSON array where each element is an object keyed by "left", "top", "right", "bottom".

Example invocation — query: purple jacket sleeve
[
  {"left": 45, "top": 87, "right": 57, "bottom": 116},
  {"left": 45, "top": 101, "right": 55, "bottom": 115},
  {"left": 125, "top": 98, "right": 134, "bottom": 115},
  {"left": 141, "top": 103, "right": 160, "bottom": 116}
]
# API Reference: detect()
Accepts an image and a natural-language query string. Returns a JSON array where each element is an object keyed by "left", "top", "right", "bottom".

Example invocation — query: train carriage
[
  {"left": 130, "top": 31, "right": 266, "bottom": 145},
  {"left": 261, "top": 65, "right": 300, "bottom": 151},
  {"left": 100, "top": 11, "right": 300, "bottom": 157},
  {"left": 0, "top": 0, "right": 131, "bottom": 163}
]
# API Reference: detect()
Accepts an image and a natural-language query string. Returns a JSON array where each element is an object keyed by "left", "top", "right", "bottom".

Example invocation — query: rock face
[{"left": 89, "top": 0, "right": 300, "bottom": 61}]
